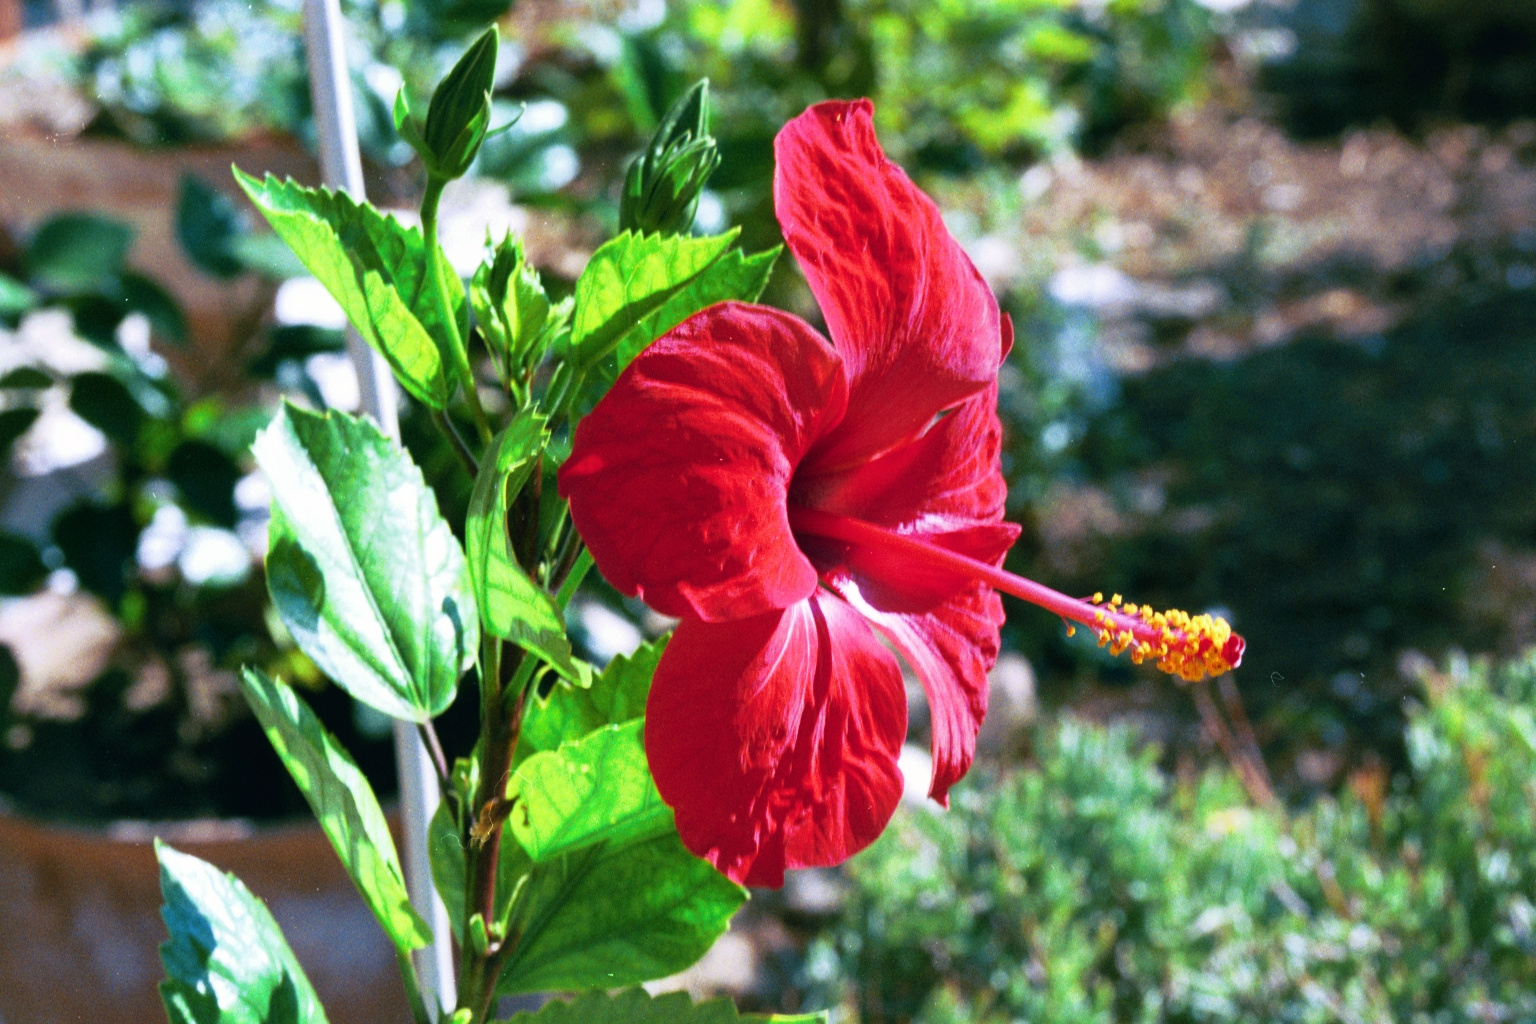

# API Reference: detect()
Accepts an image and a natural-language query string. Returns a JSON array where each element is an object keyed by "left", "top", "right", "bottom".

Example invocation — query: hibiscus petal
[
  {"left": 559, "top": 302, "right": 848, "bottom": 622},
  {"left": 832, "top": 578, "right": 1005, "bottom": 807},
  {"left": 645, "top": 595, "right": 907, "bottom": 887},
  {"left": 775, "top": 99, "right": 1004, "bottom": 470},
  {"left": 794, "top": 383, "right": 1021, "bottom": 612}
]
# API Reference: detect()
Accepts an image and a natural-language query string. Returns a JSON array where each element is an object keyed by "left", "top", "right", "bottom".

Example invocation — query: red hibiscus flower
[{"left": 559, "top": 100, "right": 1243, "bottom": 887}]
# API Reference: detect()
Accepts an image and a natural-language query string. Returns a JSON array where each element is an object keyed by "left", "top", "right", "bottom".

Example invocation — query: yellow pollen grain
[{"left": 1089, "top": 594, "right": 1239, "bottom": 683}]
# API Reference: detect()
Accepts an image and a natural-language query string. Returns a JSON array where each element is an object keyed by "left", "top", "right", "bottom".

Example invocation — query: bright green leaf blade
[
  {"left": 156, "top": 842, "right": 330, "bottom": 1024},
  {"left": 233, "top": 169, "right": 451, "bottom": 408},
  {"left": 497, "top": 832, "right": 746, "bottom": 995},
  {"left": 28, "top": 212, "right": 135, "bottom": 293},
  {"left": 570, "top": 230, "right": 739, "bottom": 370},
  {"left": 239, "top": 668, "right": 430, "bottom": 952},
  {"left": 740, "top": 1016, "right": 830, "bottom": 1023},
  {"left": 509, "top": 719, "right": 671, "bottom": 862},
  {"left": 609, "top": 246, "right": 779, "bottom": 375},
  {"left": 253, "top": 404, "right": 477, "bottom": 721},
  {"left": 518, "top": 637, "right": 663, "bottom": 759},
  {"left": 465, "top": 410, "right": 579, "bottom": 682},
  {"left": 496, "top": 988, "right": 739, "bottom": 1024}
]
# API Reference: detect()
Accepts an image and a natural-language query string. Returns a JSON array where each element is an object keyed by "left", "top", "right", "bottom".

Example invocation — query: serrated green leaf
[
  {"left": 253, "top": 404, "right": 477, "bottom": 721},
  {"left": 518, "top": 637, "right": 663, "bottom": 759},
  {"left": 234, "top": 170, "right": 457, "bottom": 408},
  {"left": 509, "top": 719, "right": 671, "bottom": 862},
  {"left": 239, "top": 669, "right": 430, "bottom": 952},
  {"left": 496, "top": 988, "right": 739, "bottom": 1024},
  {"left": 497, "top": 832, "right": 745, "bottom": 995},
  {"left": 465, "top": 411, "right": 580, "bottom": 683},
  {"left": 570, "top": 231, "right": 739, "bottom": 371},
  {"left": 156, "top": 842, "right": 329, "bottom": 1024},
  {"left": 608, "top": 245, "right": 778, "bottom": 376}
]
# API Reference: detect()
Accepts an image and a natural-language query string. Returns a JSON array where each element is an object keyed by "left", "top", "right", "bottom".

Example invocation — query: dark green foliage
[
  {"left": 0, "top": 533, "right": 48, "bottom": 596},
  {"left": 27, "top": 212, "right": 135, "bottom": 292},
  {"left": 821, "top": 651, "right": 1536, "bottom": 1023},
  {"left": 177, "top": 174, "right": 251, "bottom": 280}
]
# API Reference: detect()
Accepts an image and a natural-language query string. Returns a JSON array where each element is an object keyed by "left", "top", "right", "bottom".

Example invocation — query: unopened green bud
[
  {"left": 620, "top": 79, "right": 721, "bottom": 235},
  {"left": 412, "top": 26, "right": 499, "bottom": 182}
]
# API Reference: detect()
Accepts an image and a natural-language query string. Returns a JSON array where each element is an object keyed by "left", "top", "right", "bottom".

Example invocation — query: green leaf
[
  {"left": 234, "top": 170, "right": 457, "bottom": 408},
  {"left": 607, "top": 245, "right": 778, "bottom": 377},
  {"left": 238, "top": 669, "right": 430, "bottom": 952},
  {"left": 0, "top": 532, "right": 47, "bottom": 595},
  {"left": 177, "top": 174, "right": 249, "bottom": 280},
  {"left": 121, "top": 271, "right": 189, "bottom": 345},
  {"left": 465, "top": 411, "right": 580, "bottom": 683},
  {"left": 497, "top": 832, "right": 746, "bottom": 995},
  {"left": 0, "top": 406, "right": 39, "bottom": 456},
  {"left": 569, "top": 231, "right": 739, "bottom": 371},
  {"left": 426, "top": 800, "right": 467, "bottom": 941},
  {"left": 28, "top": 212, "right": 135, "bottom": 293},
  {"left": 253, "top": 404, "right": 477, "bottom": 721},
  {"left": 156, "top": 842, "right": 330, "bottom": 1024},
  {"left": 0, "top": 644, "right": 16, "bottom": 730},
  {"left": 519, "top": 637, "right": 663, "bottom": 758},
  {"left": 0, "top": 366, "right": 50, "bottom": 390},
  {"left": 0, "top": 271, "right": 37, "bottom": 318},
  {"left": 741, "top": 1017, "right": 830, "bottom": 1023},
  {"left": 509, "top": 719, "right": 672, "bottom": 862},
  {"left": 496, "top": 988, "right": 739, "bottom": 1024},
  {"left": 69, "top": 371, "right": 150, "bottom": 447}
]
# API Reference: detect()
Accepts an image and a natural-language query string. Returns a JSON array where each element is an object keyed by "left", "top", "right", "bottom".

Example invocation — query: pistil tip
[{"left": 1089, "top": 593, "right": 1245, "bottom": 683}]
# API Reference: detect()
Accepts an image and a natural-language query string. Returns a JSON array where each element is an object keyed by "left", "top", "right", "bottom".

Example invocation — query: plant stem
[
  {"left": 554, "top": 546, "right": 593, "bottom": 612},
  {"left": 432, "top": 408, "right": 480, "bottom": 474},
  {"left": 455, "top": 636, "right": 527, "bottom": 1022},
  {"left": 417, "top": 720, "right": 450, "bottom": 789},
  {"left": 395, "top": 948, "right": 433, "bottom": 1024},
  {"left": 421, "top": 174, "right": 493, "bottom": 445}
]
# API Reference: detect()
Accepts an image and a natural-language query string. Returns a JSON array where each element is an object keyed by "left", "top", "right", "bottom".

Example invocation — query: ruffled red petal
[
  {"left": 831, "top": 578, "right": 1005, "bottom": 807},
  {"left": 559, "top": 302, "right": 848, "bottom": 622},
  {"left": 644, "top": 595, "right": 907, "bottom": 887},
  {"left": 775, "top": 99, "right": 1005, "bottom": 471},
  {"left": 793, "top": 383, "right": 1020, "bottom": 612}
]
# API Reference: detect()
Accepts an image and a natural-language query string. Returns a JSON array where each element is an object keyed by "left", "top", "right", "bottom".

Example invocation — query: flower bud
[
  {"left": 402, "top": 27, "right": 499, "bottom": 182},
  {"left": 619, "top": 79, "right": 721, "bottom": 236}
]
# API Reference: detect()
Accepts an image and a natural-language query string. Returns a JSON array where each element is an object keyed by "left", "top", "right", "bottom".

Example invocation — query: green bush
[{"left": 814, "top": 652, "right": 1536, "bottom": 1022}]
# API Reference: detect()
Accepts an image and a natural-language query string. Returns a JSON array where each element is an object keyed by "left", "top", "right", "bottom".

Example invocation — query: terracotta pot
[{"left": 0, "top": 810, "right": 412, "bottom": 1024}]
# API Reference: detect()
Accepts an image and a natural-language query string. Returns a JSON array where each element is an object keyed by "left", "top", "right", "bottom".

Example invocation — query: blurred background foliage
[
  {"left": 796, "top": 649, "right": 1536, "bottom": 1023},
  {"left": 2, "top": 0, "right": 1536, "bottom": 1014}
]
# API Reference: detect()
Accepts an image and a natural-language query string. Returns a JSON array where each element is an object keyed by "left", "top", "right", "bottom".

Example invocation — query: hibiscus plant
[{"left": 153, "top": 27, "right": 1244, "bottom": 1024}]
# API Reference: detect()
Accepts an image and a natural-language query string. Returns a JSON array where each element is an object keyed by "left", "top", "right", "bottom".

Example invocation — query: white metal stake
[{"left": 300, "top": 0, "right": 457, "bottom": 1015}]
